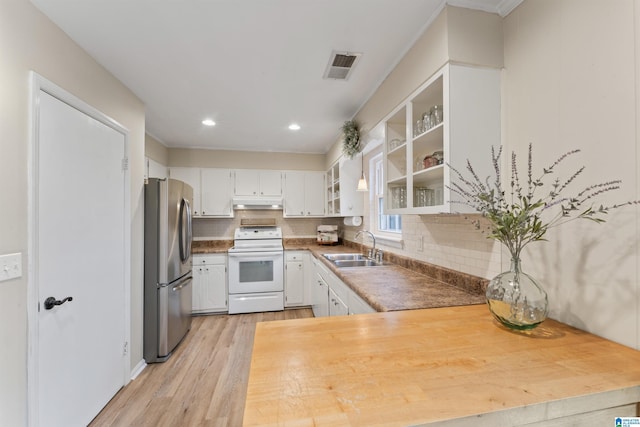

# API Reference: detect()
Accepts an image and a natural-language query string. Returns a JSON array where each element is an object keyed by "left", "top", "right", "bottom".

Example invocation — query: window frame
[{"left": 370, "top": 153, "right": 402, "bottom": 244}]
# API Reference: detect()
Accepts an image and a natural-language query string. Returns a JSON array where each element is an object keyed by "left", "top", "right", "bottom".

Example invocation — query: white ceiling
[{"left": 31, "top": 0, "right": 520, "bottom": 154}]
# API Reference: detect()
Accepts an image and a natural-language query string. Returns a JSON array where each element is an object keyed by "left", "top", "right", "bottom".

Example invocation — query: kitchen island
[{"left": 243, "top": 304, "right": 640, "bottom": 426}]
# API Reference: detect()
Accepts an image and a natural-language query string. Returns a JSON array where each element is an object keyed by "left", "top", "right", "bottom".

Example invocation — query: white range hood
[{"left": 232, "top": 197, "right": 283, "bottom": 210}]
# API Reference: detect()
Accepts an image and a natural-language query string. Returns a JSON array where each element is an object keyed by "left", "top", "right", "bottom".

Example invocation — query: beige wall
[
  {"left": 336, "top": 5, "right": 504, "bottom": 278},
  {"left": 502, "top": 0, "right": 639, "bottom": 348},
  {"left": 169, "top": 147, "right": 325, "bottom": 171},
  {"left": 145, "top": 133, "right": 169, "bottom": 165},
  {"left": 0, "top": 0, "right": 146, "bottom": 424},
  {"left": 447, "top": 6, "right": 504, "bottom": 67},
  {"left": 344, "top": 0, "right": 640, "bottom": 350},
  {"left": 328, "top": 5, "right": 504, "bottom": 165}
]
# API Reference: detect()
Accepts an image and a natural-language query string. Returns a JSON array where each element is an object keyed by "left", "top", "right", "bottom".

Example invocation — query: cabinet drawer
[
  {"left": 286, "top": 252, "right": 305, "bottom": 262},
  {"left": 192, "top": 254, "right": 226, "bottom": 265}
]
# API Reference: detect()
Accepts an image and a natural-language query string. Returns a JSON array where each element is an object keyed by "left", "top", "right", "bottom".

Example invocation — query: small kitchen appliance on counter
[{"left": 317, "top": 225, "right": 339, "bottom": 245}]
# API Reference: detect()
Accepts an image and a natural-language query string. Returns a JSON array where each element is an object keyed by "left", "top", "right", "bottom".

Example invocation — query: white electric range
[{"left": 227, "top": 226, "right": 284, "bottom": 314}]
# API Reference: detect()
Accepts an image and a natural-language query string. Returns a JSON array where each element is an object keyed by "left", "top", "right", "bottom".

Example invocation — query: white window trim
[
  {"left": 369, "top": 153, "right": 403, "bottom": 248},
  {"left": 372, "top": 232, "right": 404, "bottom": 249}
]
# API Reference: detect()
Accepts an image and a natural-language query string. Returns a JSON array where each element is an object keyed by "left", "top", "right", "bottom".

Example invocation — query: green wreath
[{"left": 341, "top": 120, "right": 360, "bottom": 159}]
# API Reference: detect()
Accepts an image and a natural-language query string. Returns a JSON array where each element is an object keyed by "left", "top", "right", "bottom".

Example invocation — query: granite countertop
[
  {"left": 287, "top": 243, "right": 486, "bottom": 311},
  {"left": 192, "top": 239, "right": 486, "bottom": 311},
  {"left": 192, "top": 240, "right": 233, "bottom": 253}
]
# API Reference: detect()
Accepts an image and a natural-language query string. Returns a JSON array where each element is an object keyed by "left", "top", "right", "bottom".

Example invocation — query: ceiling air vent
[{"left": 323, "top": 51, "right": 362, "bottom": 80}]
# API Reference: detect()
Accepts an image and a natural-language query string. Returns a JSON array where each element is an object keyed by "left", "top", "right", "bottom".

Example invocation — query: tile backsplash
[
  {"left": 349, "top": 213, "right": 502, "bottom": 280},
  {"left": 193, "top": 210, "right": 501, "bottom": 280},
  {"left": 192, "top": 210, "right": 343, "bottom": 240}
]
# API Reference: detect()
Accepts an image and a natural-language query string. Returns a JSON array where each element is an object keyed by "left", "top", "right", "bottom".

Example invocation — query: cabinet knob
[
  {"left": 300, "top": 211, "right": 304, "bottom": 215},
  {"left": 202, "top": 211, "right": 206, "bottom": 215}
]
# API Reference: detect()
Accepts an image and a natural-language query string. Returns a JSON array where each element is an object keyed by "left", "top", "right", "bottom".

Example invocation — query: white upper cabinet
[
  {"left": 283, "top": 171, "right": 325, "bottom": 217},
  {"left": 326, "top": 156, "right": 365, "bottom": 217},
  {"left": 383, "top": 63, "right": 500, "bottom": 214},
  {"left": 169, "top": 167, "right": 234, "bottom": 217},
  {"left": 169, "top": 167, "right": 202, "bottom": 216},
  {"left": 234, "top": 169, "right": 282, "bottom": 197},
  {"left": 201, "top": 168, "right": 234, "bottom": 217},
  {"left": 145, "top": 157, "right": 168, "bottom": 180}
]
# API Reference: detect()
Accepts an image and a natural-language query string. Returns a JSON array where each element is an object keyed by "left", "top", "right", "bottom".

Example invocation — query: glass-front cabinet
[
  {"left": 326, "top": 156, "right": 364, "bottom": 217},
  {"left": 383, "top": 63, "right": 500, "bottom": 214}
]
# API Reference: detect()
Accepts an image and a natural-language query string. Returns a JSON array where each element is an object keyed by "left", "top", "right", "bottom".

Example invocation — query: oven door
[{"left": 228, "top": 250, "right": 284, "bottom": 293}]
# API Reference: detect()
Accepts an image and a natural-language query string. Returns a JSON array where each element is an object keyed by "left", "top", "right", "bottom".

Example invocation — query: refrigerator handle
[
  {"left": 172, "top": 275, "right": 192, "bottom": 292},
  {"left": 179, "top": 197, "right": 192, "bottom": 263}
]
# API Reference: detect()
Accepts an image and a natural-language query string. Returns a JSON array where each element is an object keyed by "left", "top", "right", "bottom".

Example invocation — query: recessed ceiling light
[
  {"left": 202, "top": 119, "right": 216, "bottom": 126},
  {"left": 288, "top": 123, "right": 301, "bottom": 131}
]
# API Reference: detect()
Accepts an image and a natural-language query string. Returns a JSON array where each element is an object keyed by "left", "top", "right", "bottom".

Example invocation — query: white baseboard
[{"left": 130, "top": 359, "right": 147, "bottom": 380}]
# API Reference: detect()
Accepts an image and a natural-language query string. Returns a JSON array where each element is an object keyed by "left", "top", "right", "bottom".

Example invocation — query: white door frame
[{"left": 27, "top": 72, "right": 132, "bottom": 427}]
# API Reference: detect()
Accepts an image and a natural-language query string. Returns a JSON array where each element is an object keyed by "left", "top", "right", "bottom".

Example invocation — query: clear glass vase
[{"left": 486, "top": 258, "right": 548, "bottom": 330}]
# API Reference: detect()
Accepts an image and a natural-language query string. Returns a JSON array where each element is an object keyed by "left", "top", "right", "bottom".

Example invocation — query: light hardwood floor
[{"left": 90, "top": 308, "right": 314, "bottom": 427}]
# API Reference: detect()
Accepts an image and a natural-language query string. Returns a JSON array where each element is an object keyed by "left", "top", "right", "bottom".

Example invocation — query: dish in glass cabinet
[{"left": 388, "top": 139, "right": 404, "bottom": 150}]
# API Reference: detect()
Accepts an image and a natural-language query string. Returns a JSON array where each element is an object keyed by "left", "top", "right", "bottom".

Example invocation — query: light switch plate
[{"left": 0, "top": 253, "right": 22, "bottom": 282}]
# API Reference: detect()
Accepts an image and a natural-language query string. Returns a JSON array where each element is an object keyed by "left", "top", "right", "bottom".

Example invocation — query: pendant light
[{"left": 356, "top": 151, "right": 368, "bottom": 192}]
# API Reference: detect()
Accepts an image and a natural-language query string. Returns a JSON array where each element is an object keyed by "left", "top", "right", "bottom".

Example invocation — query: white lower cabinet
[
  {"left": 312, "top": 256, "right": 375, "bottom": 317},
  {"left": 192, "top": 254, "right": 228, "bottom": 314},
  {"left": 312, "top": 272, "right": 330, "bottom": 317},
  {"left": 349, "top": 292, "right": 376, "bottom": 315},
  {"left": 328, "top": 288, "right": 348, "bottom": 316},
  {"left": 285, "top": 251, "right": 311, "bottom": 307}
]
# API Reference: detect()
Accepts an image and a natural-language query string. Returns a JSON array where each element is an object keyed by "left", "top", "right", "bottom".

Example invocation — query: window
[{"left": 372, "top": 154, "right": 401, "bottom": 234}]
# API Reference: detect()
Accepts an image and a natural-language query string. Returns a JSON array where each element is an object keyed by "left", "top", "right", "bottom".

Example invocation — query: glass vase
[{"left": 486, "top": 258, "right": 548, "bottom": 330}]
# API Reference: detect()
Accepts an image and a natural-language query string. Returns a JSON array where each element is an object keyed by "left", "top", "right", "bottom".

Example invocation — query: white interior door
[{"left": 35, "top": 89, "right": 127, "bottom": 426}]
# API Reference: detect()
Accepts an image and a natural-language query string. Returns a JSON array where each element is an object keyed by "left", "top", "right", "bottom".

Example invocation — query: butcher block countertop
[{"left": 243, "top": 305, "right": 640, "bottom": 426}]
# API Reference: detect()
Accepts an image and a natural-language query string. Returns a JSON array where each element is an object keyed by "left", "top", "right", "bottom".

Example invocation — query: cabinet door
[
  {"left": 328, "top": 288, "right": 349, "bottom": 316},
  {"left": 283, "top": 171, "right": 305, "bottom": 216},
  {"left": 338, "top": 156, "right": 364, "bottom": 216},
  {"left": 311, "top": 273, "right": 329, "bottom": 317},
  {"left": 148, "top": 158, "right": 168, "bottom": 179},
  {"left": 169, "top": 167, "right": 201, "bottom": 216},
  {"left": 234, "top": 169, "right": 259, "bottom": 196},
  {"left": 192, "top": 256, "right": 228, "bottom": 313},
  {"left": 259, "top": 171, "right": 282, "bottom": 196},
  {"left": 192, "top": 265, "right": 205, "bottom": 311},
  {"left": 304, "top": 172, "right": 325, "bottom": 216},
  {"left": 202, "top": 264, "right": 228, "bottom": 312},
  {"left": 285, "top": 260, "right": 305, "bottom": 307},
  {"left": 349, "top": 293, "right": 376, "bottom": 314},
  {"left": 201, "top": 168, "right": 233, "bottom": 217}
]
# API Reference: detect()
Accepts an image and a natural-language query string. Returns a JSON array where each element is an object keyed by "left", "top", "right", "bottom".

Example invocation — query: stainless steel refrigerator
[{"left": 144, "top": 178, "right": 193, "bottom": 363}]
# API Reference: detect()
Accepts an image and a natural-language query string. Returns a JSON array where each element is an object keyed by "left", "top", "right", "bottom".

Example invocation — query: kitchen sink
[
  {"left": 332, "top": 259, "right": 383, "bottom": 268},
  {"left": 323, "top": 253, "right": 368, "bottom": 261},
  {"left": 323, "top": 253, "right": 384, "bottom": 267}
]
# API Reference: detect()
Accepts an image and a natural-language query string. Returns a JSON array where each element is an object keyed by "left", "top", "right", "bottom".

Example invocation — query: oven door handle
[{"left": 228, "top": 251, "right": 283, "bottom": 258}]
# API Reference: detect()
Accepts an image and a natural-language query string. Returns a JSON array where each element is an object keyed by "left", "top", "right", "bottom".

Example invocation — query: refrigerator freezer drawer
[
  {"left": 158, "top": 275, "right": 192, "bottom": 359},
  {"left": 228, "top": 292, "right": 283, "bottom": 314}
]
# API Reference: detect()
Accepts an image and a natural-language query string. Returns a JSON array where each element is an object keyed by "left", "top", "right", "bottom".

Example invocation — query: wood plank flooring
[{"left": 89, "top": 308, "right": 314, "bottom": 427}]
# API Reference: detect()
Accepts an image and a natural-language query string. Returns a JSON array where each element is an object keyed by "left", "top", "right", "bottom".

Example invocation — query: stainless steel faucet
[{"left": 355, "top": 230, "right": 376, "bottom": 258}]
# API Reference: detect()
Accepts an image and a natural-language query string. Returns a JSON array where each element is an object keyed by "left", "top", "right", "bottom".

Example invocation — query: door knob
[{"left": 44, "top": 296, "right": 73, "bottom": 310}]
